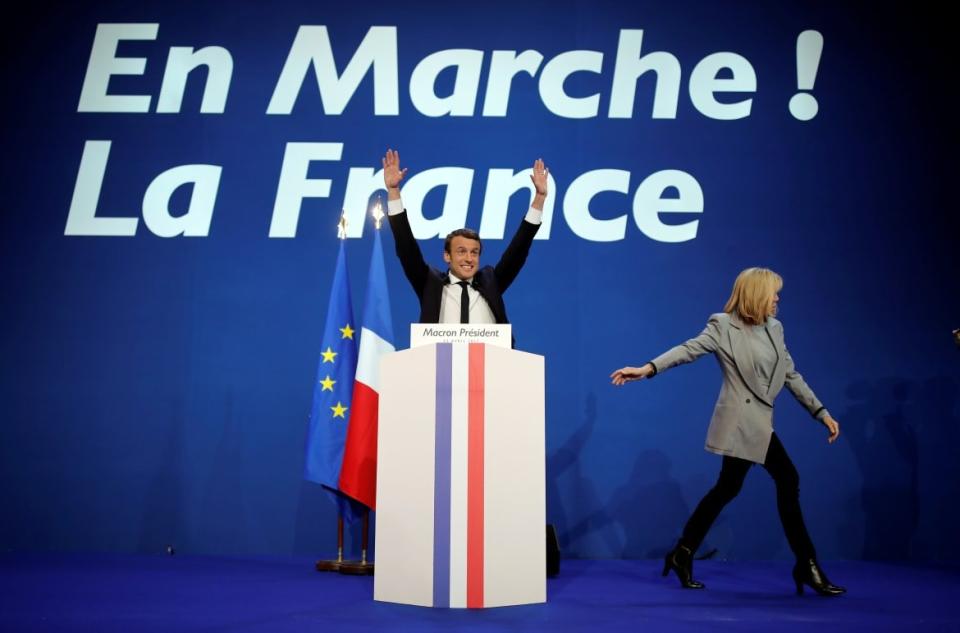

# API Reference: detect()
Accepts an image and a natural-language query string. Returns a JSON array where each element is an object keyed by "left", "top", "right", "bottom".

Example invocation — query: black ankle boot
[
  {"left": 792, "top": 559, "right": 846, "bottom": 596},
  {"left": 662, "top": 543, "right": 705, "bottom": 589}
]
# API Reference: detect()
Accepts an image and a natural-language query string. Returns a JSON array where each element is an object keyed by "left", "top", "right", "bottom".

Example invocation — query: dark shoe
[
  {"left": 792, "top": 559, "right": 846, "bottom": 596},
  {"left": 662, "top": 543, "right": 705, "bottom": 589}
]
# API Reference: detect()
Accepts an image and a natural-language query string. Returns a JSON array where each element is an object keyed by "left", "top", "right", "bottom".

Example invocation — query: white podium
[{"left": 373, "top": 342, "right": 545, "bottom": 608}]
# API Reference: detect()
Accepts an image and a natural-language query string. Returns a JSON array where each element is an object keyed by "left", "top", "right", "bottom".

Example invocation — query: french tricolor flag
[{"left": 339, "top": 227, "right": 395, "bottom": 509}]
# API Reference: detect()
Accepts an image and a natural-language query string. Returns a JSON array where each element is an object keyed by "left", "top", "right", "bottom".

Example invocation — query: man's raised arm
[{"left": 382, "top": 149, "right": 428, "bottom": 297}]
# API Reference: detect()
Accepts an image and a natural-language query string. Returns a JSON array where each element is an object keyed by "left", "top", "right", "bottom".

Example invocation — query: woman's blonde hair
[{"left": 723, "top": 267, "right": 783, "bottom": 325}]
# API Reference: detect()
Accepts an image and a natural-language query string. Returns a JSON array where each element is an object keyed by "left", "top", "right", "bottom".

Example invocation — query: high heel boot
[
  {"left": 662, "top": 543, "right": 705, "bottom": 589},
  {"left": 792, "top": 559, "right": 846, "bottom": 596}
]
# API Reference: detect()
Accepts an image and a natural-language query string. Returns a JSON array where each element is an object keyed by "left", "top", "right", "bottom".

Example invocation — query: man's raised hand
[
  {"left": 383, "top": 149, "right": 408, "bottom": 193},
  {"left": 530, "top": 158, "right": 549, "bottom": 196}
]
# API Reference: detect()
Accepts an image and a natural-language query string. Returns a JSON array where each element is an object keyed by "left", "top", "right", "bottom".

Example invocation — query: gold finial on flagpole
[
  {"left": 372, "top": 197, "right": 385, "bottom": 230},
  {"left": 337, "top": 211, "right": 348, "bottom": 240}
]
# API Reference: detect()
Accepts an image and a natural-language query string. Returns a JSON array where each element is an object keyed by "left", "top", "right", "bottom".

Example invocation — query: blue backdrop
[{"left": 2, "top": 0, "right": 957, "bottom": 562}]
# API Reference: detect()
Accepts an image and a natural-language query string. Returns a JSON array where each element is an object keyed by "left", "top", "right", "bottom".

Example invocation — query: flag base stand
[
  {"left": 315, "top": 516, "right": 354, "bottom": 573},
  {"left": 338, "top": 560, "right": 374, "bottom": 575},
  {"left": 315, "top": 559, "right": 345, "bottom": 572}
]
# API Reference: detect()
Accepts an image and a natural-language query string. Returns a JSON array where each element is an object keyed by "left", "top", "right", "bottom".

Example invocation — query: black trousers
[{"left": 680, "top": 433, "right": 816, "bottom": 561}]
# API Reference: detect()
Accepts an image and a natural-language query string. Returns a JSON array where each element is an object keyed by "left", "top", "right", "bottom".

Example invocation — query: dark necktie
[{"left": 457, "top": 281, "right": 470, "bottom": 323}]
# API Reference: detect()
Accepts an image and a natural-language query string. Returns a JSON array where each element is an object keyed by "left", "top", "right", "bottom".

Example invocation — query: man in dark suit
[{"left": 382, "top": 149, "right": 548, "bottom": 325}]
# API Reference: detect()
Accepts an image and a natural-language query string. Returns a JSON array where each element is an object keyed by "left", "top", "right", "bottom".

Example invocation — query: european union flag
[{"left": 304, "top": 239, "right": 360, "bottom": 518}]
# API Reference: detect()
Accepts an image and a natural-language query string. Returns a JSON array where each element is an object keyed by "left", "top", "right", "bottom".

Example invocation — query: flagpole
[
  {"left": 339, "top": 508, "right": 374, "bottom": 575},
  {"left": 315, "top": 515, "right": 345, "bottom": 572},
  {"left": 339, "top": 199, "right": 383, "bottom": 577}
]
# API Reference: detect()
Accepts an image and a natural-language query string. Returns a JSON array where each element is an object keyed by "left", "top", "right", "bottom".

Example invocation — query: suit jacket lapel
[
  {"left": 471, "top": 268, "right": 505, "bottom": 323},
  {"left": 423, "top": 267, "right": 448, "bottom": 323},
  {"left": 766, "top": 321, "right": 787, "bottom": 391},
  {"left": 728, "top": 314, "right": 773, "bottom": 406}
]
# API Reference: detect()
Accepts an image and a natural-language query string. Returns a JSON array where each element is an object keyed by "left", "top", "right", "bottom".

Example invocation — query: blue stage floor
[{"left": 2, "top": 554, "right": 958, "bottom": 632}]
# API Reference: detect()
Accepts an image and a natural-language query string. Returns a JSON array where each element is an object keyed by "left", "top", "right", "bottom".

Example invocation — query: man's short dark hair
[{"left": 444, "top": 228, "right": 482, "bottom": 254}]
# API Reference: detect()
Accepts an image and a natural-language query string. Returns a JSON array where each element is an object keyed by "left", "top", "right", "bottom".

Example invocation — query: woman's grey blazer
[{"left": 650, "top": 312, "right": 828, "bottom": 464}]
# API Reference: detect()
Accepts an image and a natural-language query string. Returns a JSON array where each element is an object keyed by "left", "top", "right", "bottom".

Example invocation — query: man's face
[{"left": 444, "top": 236, "right": 481, "bottom": 281}]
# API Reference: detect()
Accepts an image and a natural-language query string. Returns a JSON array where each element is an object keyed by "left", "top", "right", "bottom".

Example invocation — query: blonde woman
[{"left": 610, "top": 267, "right": 845, "bottom": 596}]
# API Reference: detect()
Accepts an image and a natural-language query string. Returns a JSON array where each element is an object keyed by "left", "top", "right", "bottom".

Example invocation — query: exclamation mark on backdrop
[{"left": 789, "top": 30, "right": 823, "bottom": 121}]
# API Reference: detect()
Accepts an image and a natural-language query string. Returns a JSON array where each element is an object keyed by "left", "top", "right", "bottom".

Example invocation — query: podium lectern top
[{"left": 410, "top": 323, "right": 511, "bottom": 349}]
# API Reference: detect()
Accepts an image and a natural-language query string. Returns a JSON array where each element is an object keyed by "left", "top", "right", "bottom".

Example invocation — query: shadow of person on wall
[
  {"left": 607, "top": 450, "right": 692, "bottom": 559},
  {"left": 547, "top": 393, "right": 622, "bottom": 557},
  {"left": 907, "top": 375, "right": 960, "bottom": 560},
  {"left": 561, "top": 446, "right": 691, "bottom": 560},
  {"left": 839, "top": 377, "right": 920, "bottom": 560}
]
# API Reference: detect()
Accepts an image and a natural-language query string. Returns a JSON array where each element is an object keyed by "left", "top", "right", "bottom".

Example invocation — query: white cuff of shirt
[
  {"left": 387, "top": 198, "right": 405, "bottom": 216},
  {"left": 524, "top": 207, "right": 543, "bottom": 224}
]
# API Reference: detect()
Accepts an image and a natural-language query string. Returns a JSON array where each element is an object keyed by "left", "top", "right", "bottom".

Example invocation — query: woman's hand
[
  {"left": 822, "top": 414, "right": 840, "bottom": 443},
  {"left": 610, "top": 363, "right": 654, "bottom": 386}
]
